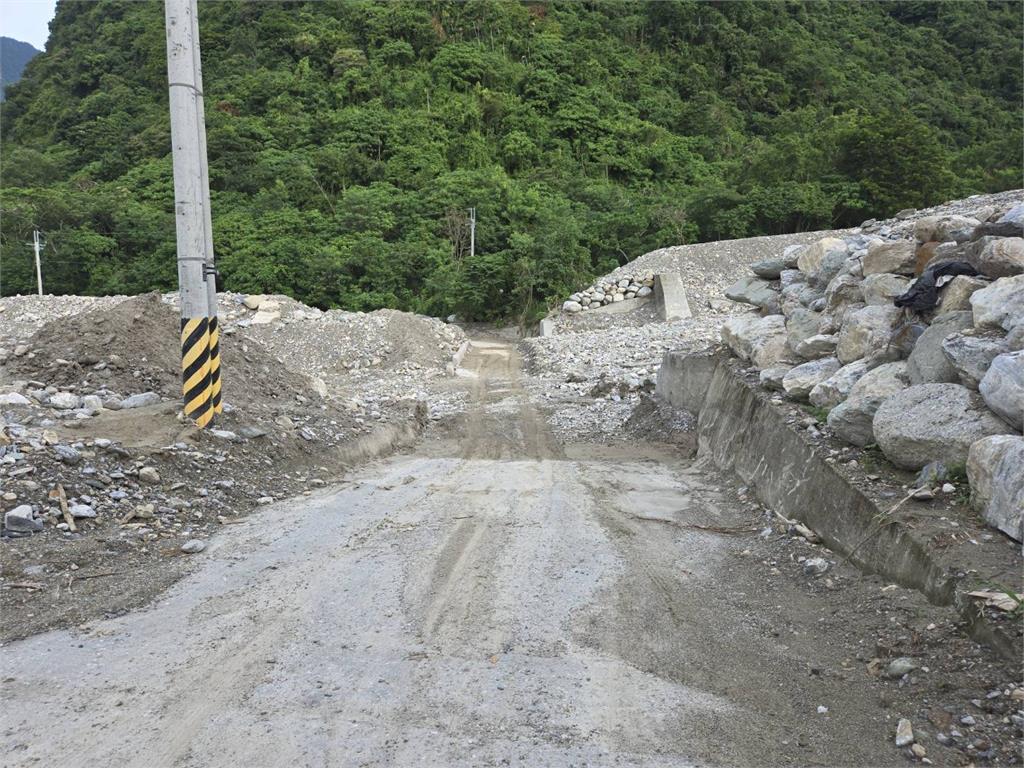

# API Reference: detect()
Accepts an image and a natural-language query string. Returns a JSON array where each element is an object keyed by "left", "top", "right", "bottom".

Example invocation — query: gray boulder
[
  {"left": 873, "top": 383, "right": 1015, "bottom": 469},
  {"left": 979, "top": 350, "right": 1024, "bottom": 430},
  {"left": 0, "top": 392, "right": 31, "bottom": 406},
  {"left": 725, "top": 276, "right": 780, "bottom": 312},
  {"left": 120, "top": 391, "right": 162, "bottom": 409},
  {"left": 779, "top": 269, "right": 805, "bottom": 289},
  {"left": 936, "top": 275, "right": 988, "bottom": 315},
  {"left": 967, "top": 435, "right": 1024, "bottom": 542},
  {"left": 751, "top": 259, "right": 788, "bottom": 279},
  {"left": 914, "top": 215, "right": 980, "bottom": 244},
  {"left": 785, "top": 308, "right": 822, "bottom": 353},
  {"left": 968, "top": 237, "right": 1024, "bottom": 278},
  {"left": 827, "top": 362, "right": 912, "bottom": 447},
  {"left": 782, "top": 357, "right": 841, "bottom": 401},
  {"left": 941, "top": 330, "right": 1009, "bottom": 390},
  {"left": 797, "top": 237, "right": 847, "bottom": 276},
  {"left": 971, "top": 275, "right": 1024, "bottom": 331},
  {"left": 721, "top": 314, "right": 790, "bottom": 369},
  {"left": 795, "top": 334, "right": 838, "bottom": 360},
  {"left": 809, "top": 360, "right": 870, "bottom": 408},
  {"left": 863, "top": 241, "right": 917, "bottom": 276},
  {"left": 862, "top": 273, "right": 911, "bottom": 305},
  {"left": 836, "top": 305, "right": 901, "bottom": 364},
  {"left": 824, "top": 274, "right": 864, "bottom": 312},
  {"left": 907, "top": 311, "right": 975, "bottom": 385},
  {"left": 759, "top": 365, "right": 792, "bottom": 391}
]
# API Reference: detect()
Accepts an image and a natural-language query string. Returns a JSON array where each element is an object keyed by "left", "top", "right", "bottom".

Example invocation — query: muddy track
[{"left": 0, "top": 340, "right": 989, "bottom": 766}]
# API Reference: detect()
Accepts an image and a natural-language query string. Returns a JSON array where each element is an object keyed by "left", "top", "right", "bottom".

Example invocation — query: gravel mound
[{"left": 7, "top": 293, "right": 320, "bottom": 410}]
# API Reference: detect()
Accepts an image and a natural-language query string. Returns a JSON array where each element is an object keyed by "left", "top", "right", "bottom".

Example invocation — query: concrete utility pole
[
  {"left": 468, "top": 207, "right": 476, "bottom": 260},
  {"left": 31, "top": 230, "right": 43, "bottom": 296},
  {"left": 165, "top": 0, "right": 218, "bottom": 427}
]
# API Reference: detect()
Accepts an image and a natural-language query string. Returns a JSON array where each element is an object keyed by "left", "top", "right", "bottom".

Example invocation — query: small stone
[
  {"left": 180, "top": 539, "right": 207, "bottom": 554},
  {"left": 69, "top": 503, "right": 97, "bottom": 519},
  {"left": 816, "top": 705, "right": 828, "bottom": 714},
  {"left": 138, "top": 466, "right": 161, "bottom": 485},
  {"left": 941, "top": 483, "right": 955, "bottom": 494},
  {"left": 911, "top": 743, "right": 926, "bottom": 759},
  {"left": 895, "top": 718, "right": 914, "bottom": 747},
  {"left": 803, "top": 557, "right": 829, "bottom": 576},
  {"left": 885, "top": 657, "right": 918, "bottom": 678},
  {"left": 959, "top": 715, "right": 976, "bottom": 726},
  {"left": 53, "top": 444, "right": 82, "bottom": 465},
  {"left": 49, "top": 392, "right": 81, "bottom": 410},
  {"left": 4, "top": 504, "right": 42, "bottom": 533}
]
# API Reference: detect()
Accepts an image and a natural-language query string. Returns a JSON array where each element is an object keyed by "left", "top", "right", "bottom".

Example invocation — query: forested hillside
[{"left": 1, "top": 1, "right": 1021, "bottom": 319}]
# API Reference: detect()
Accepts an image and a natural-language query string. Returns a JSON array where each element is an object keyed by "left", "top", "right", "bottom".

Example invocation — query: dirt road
[{"left": 1, "top": 341, "right": 935, "bottom": 766}]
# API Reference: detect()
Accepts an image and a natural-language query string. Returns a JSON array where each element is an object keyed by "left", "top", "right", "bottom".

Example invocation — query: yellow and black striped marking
[
  {"left": 208, "top": 315, "right": 222, "bottom": 414},
  {"left": 181, "top": 317, "right": 214, "bottom": 428}
]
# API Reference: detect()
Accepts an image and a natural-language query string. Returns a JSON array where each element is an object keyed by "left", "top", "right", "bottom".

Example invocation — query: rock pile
[
  {"left": 563, "top": 272, "right": 655, "bottom": 313},
  {"left": 719, "top": 198, "right": 1024, "bottom": 541}
]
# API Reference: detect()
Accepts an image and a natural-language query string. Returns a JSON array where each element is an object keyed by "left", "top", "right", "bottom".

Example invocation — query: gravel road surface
[{"left": 1, "top": 341, "right": 920, "bottom": 767}]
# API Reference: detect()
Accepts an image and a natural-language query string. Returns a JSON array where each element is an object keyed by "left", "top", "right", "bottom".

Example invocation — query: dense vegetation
[{"left": 1, "top": 1, "right": 1021, "bottom": 320}]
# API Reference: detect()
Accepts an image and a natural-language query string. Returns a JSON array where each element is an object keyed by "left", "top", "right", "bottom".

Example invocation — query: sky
[{"left": 2, "top": 0, "right": 58, "bottom": 50}]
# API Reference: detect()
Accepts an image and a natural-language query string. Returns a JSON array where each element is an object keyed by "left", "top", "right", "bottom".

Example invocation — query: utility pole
[
  {"left": 31, "top": 230, "right": 44, "bottom": 296},
  {"left": 165, "top": 0, "right": 217, "bottom": 428},
  {"left": 468, "top": 207, "right": 476, "bottom": 260}
]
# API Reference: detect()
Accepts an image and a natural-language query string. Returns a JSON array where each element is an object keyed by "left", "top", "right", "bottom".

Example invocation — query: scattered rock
[
  {"left": 4, "top": 505, "right": 41, "bottom": 533},
  {"left": 0, "top": 392, "right": 31, "bottom": 406},
  {"left": 53, "top": 445, "right": 82, "bottom": 465},
  {"left": 49, "top": 392, "right": 80, "bottom": 410},
  {"left": 724, "top": 276, "right": 780, "bottom": 312},
  {"left": 69, "top": 503, "right": 96, "bottom": 519},
  {"left": 802, "top": 557, "right": 829, "bottom": 576},
  {"left": 941, "top": 330, "right": 1009, "bottom": 390},
  {"left": 936, "top": 275, "right": 989, "bottom": 315},
  {"left": 138, "top": 466, "right": 161, "bottom": 485},
  {"left": 862, "top": 273, "right": 911, "bottom": 305},
  {"left": 885, "top": 657, "right": 918, "bottom": 678},
  {"left": 181, "top": 539, "right": 207, "bottom": 554},
  {"left": 895, "top": 718, "right": 915, "bottom": 747}
]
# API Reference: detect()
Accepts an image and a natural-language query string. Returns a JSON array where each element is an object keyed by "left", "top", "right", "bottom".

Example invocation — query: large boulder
[
  {"left": 782, "top": 357, "right": 841, "bottom": 401},
  {"left": 863, "top": 241, "right": 917, "bottom": 276},
  {"left": 936, "top": 275, "right": 988, "bottom": 315},
  {"left": 907, "top": 311, "right": 975, "bottom": 385},
  {"left": 785, "top": 308, "right": 822, "bottom": 353},
  {"left": 721, "top": 314, "right": 790, "bottom": 369},
  {"left": 862, "top": 273, "right": 911, "bottom": 306},
  {"left": 751, "top": 258, "right": 790, "bottom": 280},
  {"left": 970, "top": 275, "right": 1024, "bottom": 331},
  {"left": 809, "top": 360, "right": 870, "bottom": 409},
  {"left": 725, "top": 276, "right": 779, "bottom": 312},
  {"left": 979, "top": 350, "right": 1024, "bottom": 430},
  {"left": 795, "top": 334, "right": 838, "bottom": 360},
  {"left": 836, "top": 305, "right": 901, "bottom": 364},
  {"left": 872, "top": 383, "right": 1015, "bottom": 469},
  {"left": 824, "top": 274, "right": 864, "bottom": 312},
  {"left": 826, "top": 362, "right": 911, "bottom": 446},
  {"left": 913, "top": 215, "right": 980, "bottom": 244},
  {"left": 940, "top": 330, "right": 1010, "bottom": 390},
  {"left": 967, "top": 435, "right": 1024, "bottom": 542},
  {"left": 797, "top": 237, "right": 848, "bottom": 277},
  {"left": 968, "top": 237, "right": 1024, "bottom": 278}
]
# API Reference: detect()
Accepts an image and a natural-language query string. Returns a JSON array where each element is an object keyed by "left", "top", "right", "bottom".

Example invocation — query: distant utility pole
[
  {"left": 165, "top": 0, "right": 220, "bottom": 428},
  {"left": 468, "top": 207, "right": 476, "bottom": 260},
  {"left": 31, "top": 230, "right": 44, "bottom": 296}
]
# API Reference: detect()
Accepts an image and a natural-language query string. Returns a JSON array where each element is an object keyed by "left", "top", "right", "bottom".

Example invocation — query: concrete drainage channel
[{"left": 656, "top": 348, "right": 1019, "bottom": 659}]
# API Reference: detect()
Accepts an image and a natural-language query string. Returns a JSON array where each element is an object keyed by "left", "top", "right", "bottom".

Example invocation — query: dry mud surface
[{"left": 2, "top": 340, "right": 1019, "bottom": 767}]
